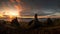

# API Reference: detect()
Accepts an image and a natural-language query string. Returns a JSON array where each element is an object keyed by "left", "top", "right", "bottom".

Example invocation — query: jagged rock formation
[
  {"left": 47, "top": 18, "right": 53, "bottom": 26},
  {"left": 28, "top": 14, "right": 42, "bottom": 29},
  {"left": 11, "top": 17, "right": 20, "bottom": 28}
]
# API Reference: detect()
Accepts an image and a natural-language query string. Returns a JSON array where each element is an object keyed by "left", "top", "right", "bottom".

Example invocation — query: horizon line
[{"left": 0, "top": 16, "right": 60, "bottom": 18}]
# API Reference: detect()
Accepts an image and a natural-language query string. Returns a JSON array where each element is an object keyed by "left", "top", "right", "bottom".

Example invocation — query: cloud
[
  {"left": 21, "top": 9, "right": 59, "bottom": 16},
  {"left": 51, "top": 13, "right": 60, "bottom": 16}
]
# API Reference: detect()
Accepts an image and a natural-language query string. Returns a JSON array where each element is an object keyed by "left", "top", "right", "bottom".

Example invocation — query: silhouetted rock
[
  {"left": 47, "top": 18, "right": 53, "bottom": 26},
  {"left": 28, "top": 20, "right": 34, "bottom": 25},
  {"left": 28, "top": 14, "right": 42, "bottom": 29},
  {"left": 11, "top": 17, "right": 20, "bottom": 28}
]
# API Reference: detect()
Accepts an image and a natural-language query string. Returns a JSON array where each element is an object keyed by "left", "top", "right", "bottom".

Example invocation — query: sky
[
  {"left": 21, "top": 0, "right": 60, "bottom": 16},
  {"left": 0, "top": 0, "right": 60, "bottom": 16}
]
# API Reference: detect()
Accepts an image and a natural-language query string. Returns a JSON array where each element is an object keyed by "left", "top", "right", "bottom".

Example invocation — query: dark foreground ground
[
  {"left": 0, "top": 18, "right": 60, "bottom": 34},
  {"left": 0, "top": 24, "right": 60, "bottom": 34}
]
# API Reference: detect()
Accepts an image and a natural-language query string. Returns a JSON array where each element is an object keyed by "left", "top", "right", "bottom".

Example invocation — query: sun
[
  {"left": 3, "top": 9, "right": 20, "bottom": 18},
  {"left": 5, "top": 11, "right": 19, "bottom": 16}
]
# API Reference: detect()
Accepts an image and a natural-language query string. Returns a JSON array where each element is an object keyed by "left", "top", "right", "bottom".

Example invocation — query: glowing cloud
[{"left": 0, "top": 0, "right": 23, "bottom": 18}]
